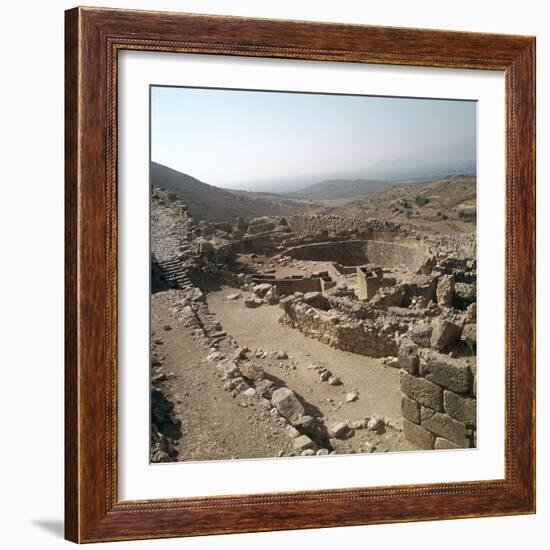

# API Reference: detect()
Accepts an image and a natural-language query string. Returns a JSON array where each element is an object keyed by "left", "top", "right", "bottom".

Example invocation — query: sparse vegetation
[{"left": 414, "top": 195, "right": 430, "bottom": 207}]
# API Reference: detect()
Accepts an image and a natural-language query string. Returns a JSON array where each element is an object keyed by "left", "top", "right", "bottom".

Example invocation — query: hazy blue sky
[{"left": 151, "top": 86, "right": 476, "bottom": 190}]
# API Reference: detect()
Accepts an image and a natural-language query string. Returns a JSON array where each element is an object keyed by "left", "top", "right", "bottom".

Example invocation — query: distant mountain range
[
  {"left": 151, "top": 160, "right": 476, "bottom": 223},
  {"left": 350, "top": 157, "right": 476, "bottom": 185},
  {"left": 221, "top": 157, "right": 476, "bottom": 194}
]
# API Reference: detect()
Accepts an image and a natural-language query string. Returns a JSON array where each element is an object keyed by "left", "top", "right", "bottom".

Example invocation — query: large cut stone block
[
  {"left": 408, "top": 323, "right": 432, "bottom": 347},
  {"left": 434, "top": 437, "right": 461, "bottom": 450},
  {"left": 398, "top": 340, "right": 420, "bottom": 374},
  {"left": 430, "top": 319, "right": 462, "bottom": 351},
  {"left": 444, "top": 391, "right": 477, "bottom": 426},
  {"left": 421, "top": 412, "right": 469, "bottom": 447},
  {"left": 419, "top": 350, "right": 473, "bottom": 393},
  {"left": 402, "top": 419, "right": 435, "bottom": 449},
  {"left": 400, "top": 372, "right": 443, "bottom": 411},
  {"left": 401, "top": 394, "right": 421, "bottom": 424},
  {"left": 271, "top": 387, "right": 305, "bottom": 423}
]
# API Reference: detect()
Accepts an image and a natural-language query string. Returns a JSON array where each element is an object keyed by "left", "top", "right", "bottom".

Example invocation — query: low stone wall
[
  {"left": 253, "top": 276, "right": 323, "bottom": 297},
  {"left": 231, "top": 232, "right": 288, "bottom": 255},
  {"left": 398, "top": 338, "right": 476, "bottom": 450},
  {"left": 279, "top": 296, "right": 399, "bottom": 357},
  {"left": 365, "top": 240, "right": 433, "bottom": 273},
  {"left": 286, "top": 215, "right": 408, "bottom": 241},
  {"left": 283, "top": 240, "right": 368, "bottom": 265}
]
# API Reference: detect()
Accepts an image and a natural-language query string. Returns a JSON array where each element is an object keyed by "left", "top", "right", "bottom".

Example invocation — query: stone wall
[
  {"left": 284, "top": 240, "right": 369, "bottom": 265},
  {"left": 365, "top": 240, "right": 433, "bottom": 273},
  {"left": 398, "top": 332, "right": 476, "bottom": 450},
  {"left": 279, "top": 295, "right": 400, "bottom": 357},
  {"left": 286, "top": 215, "right": 410, "bottom": 241},
  {"left": 356, "top": 267, "right": 381, "bottom": 300},
  {"left": 252, "top": 276, "right": 323, "bottom": 296}
]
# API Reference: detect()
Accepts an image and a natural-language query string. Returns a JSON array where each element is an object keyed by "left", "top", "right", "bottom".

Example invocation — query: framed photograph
[{"left": 65, "top": 7, "right": 536, "bottom": 543}]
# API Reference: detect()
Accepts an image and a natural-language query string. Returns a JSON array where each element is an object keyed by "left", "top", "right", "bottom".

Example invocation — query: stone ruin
[{"left": 150, "top": 186, "right": 477, "bottom": 454}]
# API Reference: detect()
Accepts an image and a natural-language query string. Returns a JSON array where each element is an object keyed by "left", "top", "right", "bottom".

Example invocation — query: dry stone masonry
[{"left": 150, "top": 186, "right": 477, "bottom": 457}]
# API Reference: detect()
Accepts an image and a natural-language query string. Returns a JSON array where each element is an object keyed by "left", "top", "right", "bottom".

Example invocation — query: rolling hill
[
  {"left": 151, "top": 163, "right": 312, "bottom": 223},
  {"left": 288, "top": 178, "right": 392, "bottom": 200},
  {"left": 329, "top": 175, "right": 476, "bottom": 234}
]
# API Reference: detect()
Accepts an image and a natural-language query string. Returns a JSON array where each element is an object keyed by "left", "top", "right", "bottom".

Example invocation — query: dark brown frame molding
[{"left": 65, "top": 6, "right": 536, "bottom": 543}]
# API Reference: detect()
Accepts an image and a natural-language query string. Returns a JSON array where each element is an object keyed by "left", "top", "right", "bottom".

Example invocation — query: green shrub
[{"left": 414, "top": 195, "right": 430, "bottom": 207}]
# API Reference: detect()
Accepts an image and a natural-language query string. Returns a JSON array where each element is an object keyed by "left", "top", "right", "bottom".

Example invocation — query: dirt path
[
  {"left": 152, "top": 292, "right": 294, "bottom": 461},
  {"left": 208, "top": 288, "right": 404, "bottom": 426}
]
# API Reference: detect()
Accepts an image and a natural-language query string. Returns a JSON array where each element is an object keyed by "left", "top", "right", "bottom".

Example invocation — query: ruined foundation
[{"left": 150, "top": 187, "right": 477, "bottom": 458}]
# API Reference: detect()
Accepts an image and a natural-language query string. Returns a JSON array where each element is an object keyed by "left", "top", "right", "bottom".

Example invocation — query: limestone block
[
  {"left": 293, "top": 434, "right": 316, "bottom": 452},
  {"left": 419, "top": 350, "right": 473, "bottom": 393},
  {"left": 444, "top": 391, "right": 477, "bottom": 426},
  {"left": 398, "top": 340, "right": 420, "bottom": 374},
  {"left": 402, "top": 419, "right": 435, "bottom": 449},
  {"left": 400, "top": 372, "right": 443, "bottom": 410},
  {"left": 421, "top": 412, "right": 469, "bottom": 447},
  {"left": 436, "top": 275, "right": 455, "bottom": 307},
  {"left": 409, "top": 323, "right": 433, "bottom": 347},
  {"left": 434, "top": 437, "right": 461, "bottom": 450},
  {"left": 430, "top": 319, "right": 462, "bottom": 351},
  {"left": 271, "top": 387, "right": 305, "bottom": 423},
  {"left": 401, "top": 395, "right": 421, "bottom": 424}
]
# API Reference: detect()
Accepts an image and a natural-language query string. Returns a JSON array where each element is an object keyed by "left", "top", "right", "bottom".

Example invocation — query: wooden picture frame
[{"left": 65, "top": 6, "right": 536, "bottom": 543}]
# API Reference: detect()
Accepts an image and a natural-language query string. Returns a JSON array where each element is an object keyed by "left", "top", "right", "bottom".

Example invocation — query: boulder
[
  {"left": 436, "top": 275, "right": 455, "bottom": 307},
  {"left": 244, "top": 297, "right": 263, "bottom": 308},
  {"left": 454, "top": 282, "right": 476, "bottom": 309},
  {"left": 367, "top": 416, "right": 385, "bottom": 433},
  {"left": 253, "top": 283, "right": 273, "bottom": 298},
  {"left": 418, "top": 350, "right": 473, "bottom": 393},
  {"left": 398, "top": 340, "right": 420, "bottom": 374},
  {"left": 293, "top": 434, "right": 316, "bottom": 452},
  {"left": 430, "top": 319, "right": 462, "bottom": 351},
  {"left": 239, "top": 361, "right": 265, "bottom": 381},
  {"left": 462, "top": 323, "right": 477, "bottom": 353},
  {"left": 345, "top": 391, "right": 359, "bottom": 403},
  {"left": 271, "top": 387, "right": 305, "bottom": 423},
  {"left": 329, "top": 421, "right": 348, "bottom": 438}
]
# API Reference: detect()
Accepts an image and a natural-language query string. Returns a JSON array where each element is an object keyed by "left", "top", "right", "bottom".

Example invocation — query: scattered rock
[
  {"left": 367, "top": 416, "right": 385, "bottom": 433},
  {"left": 361, "top": 441, "right": 376, "bottom": 453},
  {"left": 271, "top": 387, "right": 305, "bottom": 423},
  {"left": 436, "top": 275, "right": 455, "bottom": 307},
  {"left": 329, "top": 422, "right": 348, "bottom": 438},
  {"left": 244, "top": 297, "right": 263, "bottom": 308},
  {"left": 430, "top": 319, "right": 462, "bottom": 351},
  {"left": 345, "top": 391, "right": 359, "bottom": 403},
  {"left": 293, "top": 434, "right": 316, "bottom": 452}
]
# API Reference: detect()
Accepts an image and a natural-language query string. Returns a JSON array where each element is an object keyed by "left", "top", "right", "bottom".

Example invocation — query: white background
[{"left": 0, "top": 1, "right": 547, "bottom": 549}]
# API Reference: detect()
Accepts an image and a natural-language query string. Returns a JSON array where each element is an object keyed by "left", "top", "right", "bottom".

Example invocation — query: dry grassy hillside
[
  {"left": 329, "top": 175, "right": 476, "bottom": 235},
  {"left": 151, "top": 163, "right": 313, "bottom": 223}
]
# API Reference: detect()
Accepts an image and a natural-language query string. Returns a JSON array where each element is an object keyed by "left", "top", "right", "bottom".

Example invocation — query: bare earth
[{"left": 152, "top": 292, "right": 295, "bottom": 461}]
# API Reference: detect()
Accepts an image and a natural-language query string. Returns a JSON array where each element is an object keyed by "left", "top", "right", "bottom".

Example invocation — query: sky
[{"left": 151, "top": 86, "right": 476, "bottom": 191}]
